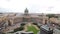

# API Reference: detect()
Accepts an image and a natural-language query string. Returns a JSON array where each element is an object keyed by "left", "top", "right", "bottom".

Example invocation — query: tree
[
  {"left": 46, "top": 14, "right": 58, "bottom": 18},
  {"left": 14, "top": 26, "right": 24, "bottom": 32},
  {"left": 21, "top": 23, "right": 25, "bottom": 26}
]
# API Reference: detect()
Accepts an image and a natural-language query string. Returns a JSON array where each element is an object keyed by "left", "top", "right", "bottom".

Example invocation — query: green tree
[
  {"left": 46, "top": 14, "right": 58, "bottom": 18},
  {"left": 14, "top": 26, "right": 24, "bottom": 32}
]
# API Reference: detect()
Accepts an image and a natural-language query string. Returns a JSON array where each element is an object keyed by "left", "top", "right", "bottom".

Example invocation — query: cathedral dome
[{"left": 24, "top": 8, "right": 29, "bottom": 15}]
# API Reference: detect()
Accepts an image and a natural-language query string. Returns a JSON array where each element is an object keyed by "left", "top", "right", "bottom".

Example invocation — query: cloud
[{"left": 0, "top": 0, "right": 60, "bottom": 14}]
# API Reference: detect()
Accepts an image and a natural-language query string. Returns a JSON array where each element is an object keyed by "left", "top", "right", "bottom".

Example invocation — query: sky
[{"left": 0, "top": 0, "right": 60, "bottom": 14}]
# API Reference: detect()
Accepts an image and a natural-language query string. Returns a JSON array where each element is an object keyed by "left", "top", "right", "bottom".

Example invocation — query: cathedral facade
[{"left": 7, "top": 8, "right": 48, "bottom": 26}]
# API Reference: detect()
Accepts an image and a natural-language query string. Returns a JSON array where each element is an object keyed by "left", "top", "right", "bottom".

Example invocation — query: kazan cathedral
[{"left": 0, "top": 8, "right": 48, "bottom": 33}]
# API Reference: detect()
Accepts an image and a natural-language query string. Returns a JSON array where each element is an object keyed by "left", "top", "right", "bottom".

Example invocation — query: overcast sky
[{"left": 0, "top": 0, "right": 60, "bottom": 14}]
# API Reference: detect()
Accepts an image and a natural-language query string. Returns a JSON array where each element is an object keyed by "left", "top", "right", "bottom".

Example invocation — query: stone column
[
  {"left": 46, "top": 19, "right": 49, "bottom": 24},
  {"left": 10, "top": 20, "right": 14, "bottom": 26},
  {"left": 42, "top": 19, "right": 45, "bottom": 24},
  {"left": 5, "top": 20, "right": 9, "bottom": 26}
]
